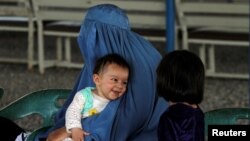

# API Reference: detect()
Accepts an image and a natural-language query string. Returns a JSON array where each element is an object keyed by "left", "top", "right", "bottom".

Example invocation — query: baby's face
[{"left": 94, "top": 63, "right": 129, "bottom": 100}]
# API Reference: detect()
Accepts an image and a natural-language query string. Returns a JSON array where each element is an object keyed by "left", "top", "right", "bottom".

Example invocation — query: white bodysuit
[{"left": 65, "top": 87, "right": 110, "bottom": 133}]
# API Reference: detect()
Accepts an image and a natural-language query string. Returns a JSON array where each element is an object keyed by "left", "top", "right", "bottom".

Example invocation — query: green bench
[{"left": 0, "top": 89, "right": 71, "bottom": 141}]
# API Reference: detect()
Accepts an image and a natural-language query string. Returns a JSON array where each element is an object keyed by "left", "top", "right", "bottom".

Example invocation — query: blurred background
[{"left": 0, "top": 0, "right": 249, "bottom": 131}]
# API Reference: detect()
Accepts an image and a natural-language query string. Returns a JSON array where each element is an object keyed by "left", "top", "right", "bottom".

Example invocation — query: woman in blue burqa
[{"left": 37, "top": 4, "right": 167, "bottom": 141}]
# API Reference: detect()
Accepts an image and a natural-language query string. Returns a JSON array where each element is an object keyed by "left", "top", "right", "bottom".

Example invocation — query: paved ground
[{"left": 0, "top": 32, "right": 249, "bottom": 131}]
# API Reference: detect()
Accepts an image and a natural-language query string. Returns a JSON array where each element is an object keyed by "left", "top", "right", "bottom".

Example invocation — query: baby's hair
[
  {"left": 93, "top": 54, "right": 130, "bottom": 75},
  {"left": 156, "top": 50, "right": 205, "bottom": 104}
]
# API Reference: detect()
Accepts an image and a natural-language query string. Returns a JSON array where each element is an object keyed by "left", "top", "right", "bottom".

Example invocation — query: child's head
[
  {"left": 93, "top": 54, "right": 130, "bottom": 100},
  {"left": 156, "top": 50, "right": 205, "bottom": 105}
]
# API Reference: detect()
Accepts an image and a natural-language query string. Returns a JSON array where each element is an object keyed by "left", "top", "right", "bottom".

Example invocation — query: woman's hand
[
  {"left": 71, "top": 128, "right": 90, "bottom": 141},
  {"left": 46, "top": 127, "right": 69, "bottom": 141}
]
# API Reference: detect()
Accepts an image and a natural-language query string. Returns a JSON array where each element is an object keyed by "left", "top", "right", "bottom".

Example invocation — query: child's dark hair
[
  {"left": 156, "top": 50, "right": 205, "bottom": 104},
  {"left": 93, "top": 53, "right": 130, "bottom": 75}
]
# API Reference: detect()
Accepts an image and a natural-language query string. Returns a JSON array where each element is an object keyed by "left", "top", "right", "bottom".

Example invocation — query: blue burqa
[{"left": 37, "top": 4, "right": 167, "bottom": 141}]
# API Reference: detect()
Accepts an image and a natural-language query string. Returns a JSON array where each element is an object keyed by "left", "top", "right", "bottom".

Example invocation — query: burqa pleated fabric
[{"left": 37, "top": 4, "right": 167, "bottom": 141}]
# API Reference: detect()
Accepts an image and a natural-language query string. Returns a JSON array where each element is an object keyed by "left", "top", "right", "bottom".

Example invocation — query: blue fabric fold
[{"left": 37, "top": 4, "right": 167, "bottom": 141}]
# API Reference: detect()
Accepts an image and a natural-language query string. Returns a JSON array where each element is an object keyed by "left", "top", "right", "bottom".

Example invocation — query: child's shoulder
[
  {"left": 77, "top": 87, "right": 95, "bottom": 95},
  {"left": 77, "top": 87, "right": 93, "bottom": 92}
]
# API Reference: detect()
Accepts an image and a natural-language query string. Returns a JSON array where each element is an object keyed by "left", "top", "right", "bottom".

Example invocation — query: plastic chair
[
  {"left": 0, "top": 89, "right": 70, "bottom": 129},
  {"left": 0, "top": 0, "right": 36, "bottom": 69},
  {"left": 205, "top": 108, "right": 250, "bottom": 136}
]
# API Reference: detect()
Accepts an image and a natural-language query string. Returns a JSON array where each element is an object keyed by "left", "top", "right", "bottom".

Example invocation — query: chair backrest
[
  {"left": 0, "top": 0, "right": 35, "bottom": 68},
  {"left": 205, "top": 108, "right": 250, "bottom": 136},
  {"left": 0, "top": 89, "right": 71, "bottom": 127},
  {"left": 32, "top": 0, "right": 166, "bottom": 28},
  {"left": 32, "top": 0, "right": 166, "bottom": 39},
  {"left": 32, "top": 0, "right": 89, "bottom": 24},
  {"left": 0, "top": 0, "right": 33, "bottom": 29},
  {"left": 32, "top": 0, "right": 91, "bottom": 39},
  {"left": 0, "top": 0, "right": 31, "bottom": 17},
  {"left": 175, "top": 0, "right": 249, "bottom": 32}
]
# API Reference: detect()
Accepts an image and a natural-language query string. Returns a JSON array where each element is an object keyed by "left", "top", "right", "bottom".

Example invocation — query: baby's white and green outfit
[{"left": 65, "top": 87, "right": 110, "bottom": 133}]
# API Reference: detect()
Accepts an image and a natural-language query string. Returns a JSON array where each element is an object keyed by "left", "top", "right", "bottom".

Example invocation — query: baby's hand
[{"left": 71, "top": 128, "right": 90, "bottom": 141}]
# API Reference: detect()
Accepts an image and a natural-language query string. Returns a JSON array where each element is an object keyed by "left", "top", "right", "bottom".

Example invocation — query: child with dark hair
[
  {"left": 61, "top": 53, "right": 130, "bottom": 141},
  {"left": 157, "top": 50, "right": 205, "bottom": 141}
]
